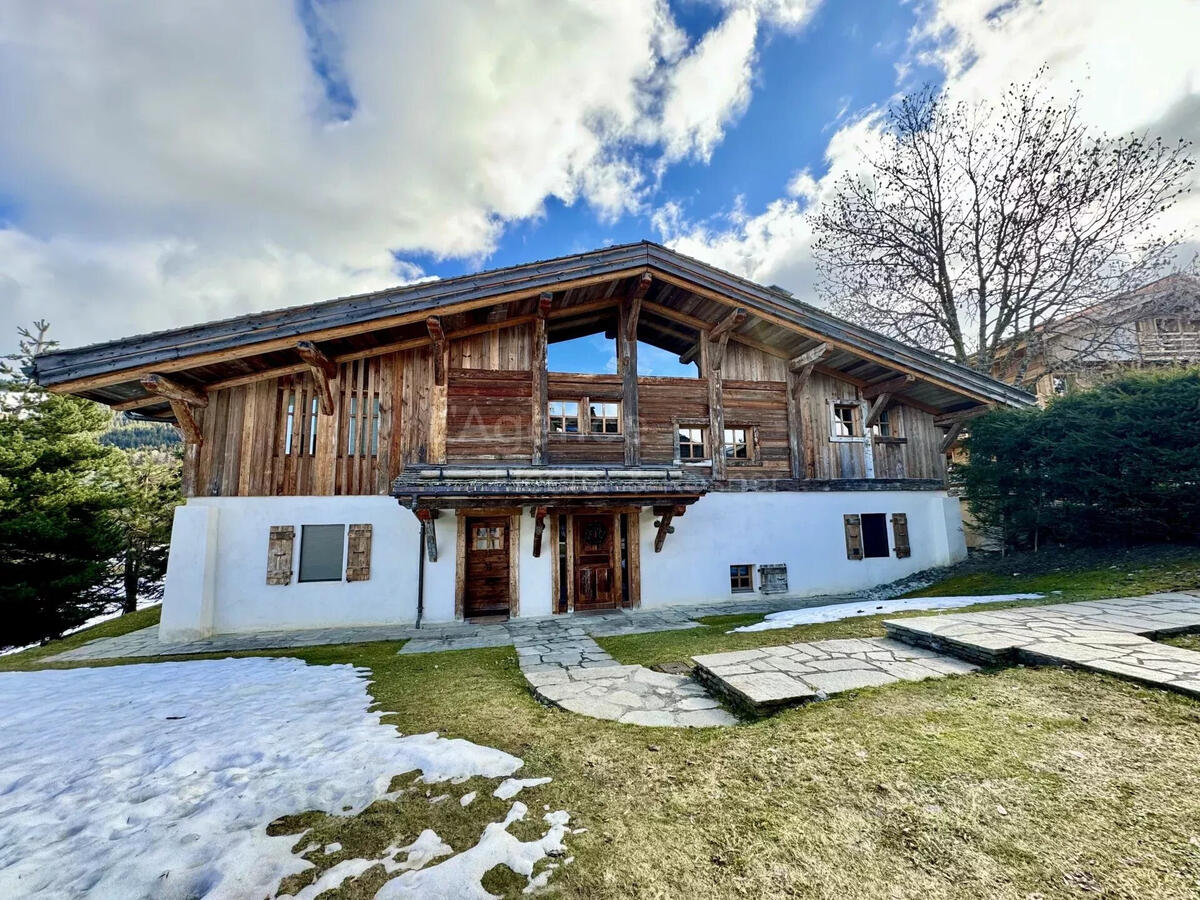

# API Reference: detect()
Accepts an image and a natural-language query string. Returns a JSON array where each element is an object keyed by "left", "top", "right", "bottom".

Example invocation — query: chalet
[
  {"left": 33, "top": 242, "right": 1033, "bottom": 640},
  {"left": 991, "top": 274, "right": 1200, "bottom": 403}
]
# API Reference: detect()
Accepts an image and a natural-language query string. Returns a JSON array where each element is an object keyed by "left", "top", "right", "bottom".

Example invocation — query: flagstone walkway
[{"left": 883, "top": 591, "right": 1200, "bottom": 699}]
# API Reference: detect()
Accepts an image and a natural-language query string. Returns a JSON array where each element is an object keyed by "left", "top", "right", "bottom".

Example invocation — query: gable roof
[{"left": 32, "top": 241, "right": 1034, "bottom": 412}]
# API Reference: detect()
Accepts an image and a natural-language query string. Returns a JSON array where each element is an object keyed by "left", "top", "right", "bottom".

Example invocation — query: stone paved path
[
  {"left": 506, "top": 619, "right": 737, "bottom": 728},
  {"left": 693, "top": 637, "right": 978, "bottom": 715},
  {"left": 885, "top": 591, "right": 1200, "bottom": 700}
]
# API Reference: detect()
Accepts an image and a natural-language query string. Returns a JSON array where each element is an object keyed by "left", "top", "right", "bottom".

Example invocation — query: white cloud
[
  {"left": 654, "top": 0, "right": 1200, "bottom": 300},
  {"left": 0, "top": 0, "right": 816, "bottom": 349},
  {"left": 659, "top": 8, "right": 760, "bottom": 164}
]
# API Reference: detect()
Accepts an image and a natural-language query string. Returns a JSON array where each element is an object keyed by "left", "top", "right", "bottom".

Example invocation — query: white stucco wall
[
  {"left": 637, "top": 490, "right": 967, "bottom": 609},
  {"left": 159, "top": 488, "right": 967, "bottom": 638}
]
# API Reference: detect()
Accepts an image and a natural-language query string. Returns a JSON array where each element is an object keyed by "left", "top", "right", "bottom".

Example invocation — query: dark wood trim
[
  {"left": 531, "top": 506, "right": 547, "bottom": 558},
  {"left": 653, "top": 504, "right": 685, "bottom": 553},
  {"left": 626, "top": 510, "right": 641, "bottom": 609},
  {"left": 508, "top": 512, "right": 520, "bottom": 617},
  {"left": 788, "top": 342, "right": 830, "bottom": 372},
  {"left": 454, "top": 513, "right": 467, "bottom": 619},
  {"left": 863, "top": 373, "right": 915, "bottom": 400}
]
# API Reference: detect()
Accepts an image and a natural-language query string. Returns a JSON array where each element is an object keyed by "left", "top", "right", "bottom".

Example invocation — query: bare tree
[{"left": 811, "top": 76, "right": 1195, "bottom": 382}]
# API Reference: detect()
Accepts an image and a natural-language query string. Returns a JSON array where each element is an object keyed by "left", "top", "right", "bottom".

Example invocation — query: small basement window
[
  {"left": 677, "top": 425, "right": 707, "bottom": 461},
  {"left": 548, "top": 400, "right": 580, "bottom": 433},
  {"left": 831, "top": 402, "right": 859, "bottom": 440},
  {"left": 298, "top": 524, "right": 345, "bottom": 583},
  {"left": 730, "top": 564, "right": 754, "bottom": 593},
  {"left": 589, "top": 401, "right": 621, "bottom": 434},
  {"left": 860, "top": 513, "right": 889, "bottom": 559}
]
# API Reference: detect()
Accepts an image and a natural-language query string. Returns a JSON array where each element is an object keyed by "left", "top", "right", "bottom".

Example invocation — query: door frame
[
  {"left": 554, "top": 507, "right": 641, "bottom": 614},
  {"left": 455, "top": 508, "right": 521, "bottom": 619}
]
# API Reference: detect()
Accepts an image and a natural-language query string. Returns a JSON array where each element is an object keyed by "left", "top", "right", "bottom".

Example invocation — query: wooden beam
[
  {"left": 426, "top": 317, "right": 446, "bottom": 386},
  {"left": 788, "top": 342, "right": 831, "bottom": 372},
  {"left": 679, "top": 342, "right": 701, "bottom": 366},
  {"left": 702, "top": 338, "right": 726, "bottom": 480},
  {"left": 791, "top": 362, "right": 817, "bottom": 398},
  {"left": 416, "top": 508, "right": 440, "bottom": 562},
  {"left": 619, "top": 300, "right": 641, "bottom": 466},
  {"left": 531, "top": 312, "right": 549, "bottom": 465},
  {"left": 939, "top": 421, "right": 965, "bottom": 454},
  {"left": 785, "top": 366, "right": 805, "bottom": 479},
  {"left": 933, "top": 404, "right": 993, "bottom": 427},
  {"left": 864, "top": 393, "right": 892, "bottom": 428},
  {"left": 531, "top": 506, "right": 548, "bottom": 558},
  {"left": 168, "top": 399, "right": 202, "bottom": 446},
  {"left": 708, "top": 307, "right": 747, "bottom": 341},
  {"left": 625, "top": 273, "right": 651, "bottom": 341},
  {"left": 139, "top": 373, "right": 208, "bottom": 408},
  {"left": 295, "top": 341, "right": 337, "bottom": 415},
  {"left": 863, "top": 373, "right": 915, "bottom": 400},
  {"left": 653, "top": 504, "right": 686, "bottom": 553}
]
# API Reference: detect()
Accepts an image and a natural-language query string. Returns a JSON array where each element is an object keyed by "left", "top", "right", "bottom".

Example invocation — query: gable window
[
  {"left": 831, "top": 402, "right": 859, "bottom": 440},
  {"left": 548, "top": 401, "right": 580, "bottom": 433},
  {"left": 589, "top": 401, "right": 621, "bottom": 434},
  {"left": 730, "top": 564, "right": 754, "bottom": 593},
  {"left": 298, "top": 524, "right": 345, "bottom": 583},
  {"left": 675, "top": 425, "right": 708, "bottom": 461},
  {"left": 860, "top": 513, "right": 889, "bottom": 558}
]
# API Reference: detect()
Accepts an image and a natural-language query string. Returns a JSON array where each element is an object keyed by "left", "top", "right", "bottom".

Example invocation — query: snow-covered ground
[
  {"left": 0, "top": 657, "right": 563, "bottom": 898},
  {"left": 730, "top": 594, "right": 1045, "bottom": 633}
]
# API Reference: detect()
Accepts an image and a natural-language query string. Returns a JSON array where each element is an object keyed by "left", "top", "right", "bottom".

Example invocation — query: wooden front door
[
  {"left": 464, "top": 516, "right": 511, "bottom": 618},
  {"left": 573, "top": 515, "right": 617, "bottom": 611}
]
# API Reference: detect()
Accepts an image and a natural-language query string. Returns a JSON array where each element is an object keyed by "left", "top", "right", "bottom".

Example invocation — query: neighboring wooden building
[
  {"left": 34, "top": 242, "right": 1033, "bottom": 639},
  {"left": 991, "top": 274, "right": 1200, "bottom": 404}
]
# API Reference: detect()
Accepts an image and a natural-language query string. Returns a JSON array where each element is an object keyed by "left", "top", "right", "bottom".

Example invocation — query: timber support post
[{"left": 531, "top": 293, "right": 551, "bottom": 465}]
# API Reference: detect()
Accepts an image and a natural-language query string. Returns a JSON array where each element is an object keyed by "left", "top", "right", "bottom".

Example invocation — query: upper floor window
[
  {"left": 831, "top": 402, "right": 860, "bottom": 441},
  {"left": 677, "top": 425, "right": 707, "bottom": 461},
  {"left": 283, "top": 390, "right": 319, "bottom": 456},
  {"left": 724, "top": 427, "right": 750, "bottom": 461},
  {"left": 346, "top": 394, "right": 381, "bottom": 456},
  {"left": 549, "top": 400, "right": 580, "bottom": 433},
  {"left": 870, "top": 408, "right": 900, "bottom": 439},
  {"left": 589, "top": 401, "right": 620, "bottom": 434}
]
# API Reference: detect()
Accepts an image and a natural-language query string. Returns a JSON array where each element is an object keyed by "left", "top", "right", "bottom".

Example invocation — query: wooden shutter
[
  {"left": 891, "top": 513, "right": 911, "bottom": 558},
  {"left": 843, "top": 514, "right": 863, "bottom": 560},
  {"left": 266, "top": 525, "right": 295, "bottom": 585},
  {"left": 346, "top": 523, "right": 373, "bottom": 582}
]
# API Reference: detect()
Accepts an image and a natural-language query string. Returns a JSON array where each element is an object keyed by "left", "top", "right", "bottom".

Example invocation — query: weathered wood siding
[
  {"left": 446, "top": 369, "right": 533, "bottom": 461},
  {"left": 547, "top": 373, "right": 624, "bottom": 463},
  {"left": 637, "top": 376, "right": 708, "bottom": 465},
  {"left": 723, "top": 379, "right": 790, "bottom": 476}
]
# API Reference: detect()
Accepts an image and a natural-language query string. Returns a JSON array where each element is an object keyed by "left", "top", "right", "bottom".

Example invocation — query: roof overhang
[{"left": 32, "top": 241, "right": 1035, "bottom": 413}]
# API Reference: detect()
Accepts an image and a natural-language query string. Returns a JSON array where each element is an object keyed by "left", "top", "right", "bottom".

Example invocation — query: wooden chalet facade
[{"left": 34, "top": 242, "right": 1033, "bottom": 639}]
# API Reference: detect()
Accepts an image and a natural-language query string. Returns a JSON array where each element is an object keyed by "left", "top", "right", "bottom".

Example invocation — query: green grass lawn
[
  {"left": 0, "top": 605, "right": 161, "bottom": 673},
  {"left": 5, "top": 545, "right": 1200, "bottom": 898}
]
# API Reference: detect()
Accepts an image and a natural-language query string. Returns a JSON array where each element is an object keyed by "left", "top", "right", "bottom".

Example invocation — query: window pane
[
  {"left": 861, "top": 513, "right": 889, "bottom": 558},
  {"left": 284, "top": 394, "right": 295, "bottom": 454},
  {"left": 299, "top": 525, "right": 345, "bottom": 582},
  {"left": 834, "top": 404, "right": 857, "bottom": 437}
]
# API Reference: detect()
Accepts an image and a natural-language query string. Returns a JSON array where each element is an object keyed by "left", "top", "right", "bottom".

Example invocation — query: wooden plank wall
[
  {"left": 450, "top": 323, "right": 533, "bottom": 370},
  {"left": 636, "top": 376, "right": 708, "bottom": 466},
  {"left": 446, "top": 369, "right": 533, "bottom": 461},
  {"left": 724, "top": 379, "right": 791, "bottom": 476}
]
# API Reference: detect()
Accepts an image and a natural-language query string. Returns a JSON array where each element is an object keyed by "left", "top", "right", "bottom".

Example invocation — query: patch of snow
[
  {"left": 730, "top": 594, "right": 1044, "bottom": 633},
  {"left": 0, "top": 657, "right": 523, "bottom": 899},
  {"left": 493, "top": 777, "right": 553, "bottom": 800},
  {"left": 394, "top": 829, "right": 454, "bottom": 871},
  {"left": 323, "top": 843, "right": 342, "bottom": 855},
  {"left": 374, "top": 802, "right": 571, "bottom": 899},
  {"left": 284, "top": 831, "right": 454, "bottom": 900},
  {"left": 460, "top": 791, "right": 478, "bottom": 807}
]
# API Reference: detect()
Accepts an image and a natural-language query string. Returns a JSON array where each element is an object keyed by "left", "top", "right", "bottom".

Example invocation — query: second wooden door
[{"left": 573, "top": 514, "right": 617, "bottom": 611}]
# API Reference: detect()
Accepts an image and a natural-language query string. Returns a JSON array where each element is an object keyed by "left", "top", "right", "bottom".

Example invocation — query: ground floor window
[
  {"left": 730, "top": 564, "right": 754, "bottom": 593},
  {"left": 860, "top": 513, "right": 889, "bottom": 558},
  {"left": 298, "top": 524, "right": 345, "bottom": 582}
]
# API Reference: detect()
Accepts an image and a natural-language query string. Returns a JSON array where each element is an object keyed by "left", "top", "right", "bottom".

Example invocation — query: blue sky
[{"left": 0, "top": 0, "right": 1197, "bottom": 364}]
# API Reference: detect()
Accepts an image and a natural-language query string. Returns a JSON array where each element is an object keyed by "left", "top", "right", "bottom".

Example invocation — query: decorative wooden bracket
[
  {"left": 788, "top": 342, "right": 831, "bottom": 373},
  {"left": 625, "top": 273, "right": 652, "bottom": 341},
  {"left": 863, "top": 373, "right": 915, "bottom": 400},
  {"left": 864, "top": 393, "right": 892, "bottom": 428},
  {"left": 531, "top": 506, "right": 548, "bottom": 558},
  {"left": 295, "top": 340, "right": 338, "bottom": 415},
  {"left": 652, "top": 504, "right": 686, "bottom": 553},
  {"left": 426, "top": 316, "right": 446, "bottom": 386},
  {"left": 707, "top": 307, "right": 747, "bottom": 371},
  {"left": 679, "top": 341, "right": 701, "bottom": 365},
  {"left": 415, "top": 508, "right": 440, "bottom": 562},
  {"left": 140, "top": 373, "right": 207, "bottom": 445}
]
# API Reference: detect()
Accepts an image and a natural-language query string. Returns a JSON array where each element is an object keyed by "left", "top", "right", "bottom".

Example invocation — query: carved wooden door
[
  {"left": 573, "top": 515, "right": 617, "bottom": 610},
  {"left": 464, "top": 516, "right": 510, "bottom": 618}
]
